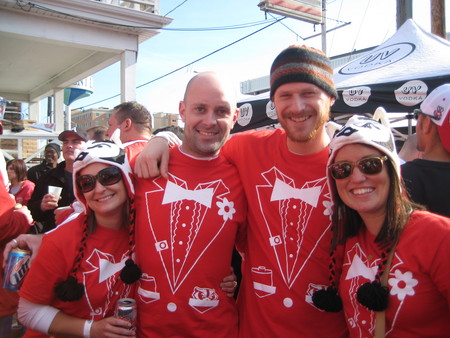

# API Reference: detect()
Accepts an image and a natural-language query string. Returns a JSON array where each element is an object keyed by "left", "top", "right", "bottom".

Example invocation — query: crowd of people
[{"left": 1, "top": 45, "right": 449, "bottom": 337}]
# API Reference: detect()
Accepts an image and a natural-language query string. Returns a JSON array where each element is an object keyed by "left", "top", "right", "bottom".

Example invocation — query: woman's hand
[{"left": 90, "top": 316, "right": 136, "bottom": 337}]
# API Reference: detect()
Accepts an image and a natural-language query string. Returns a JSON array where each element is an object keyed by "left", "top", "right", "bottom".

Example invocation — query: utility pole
[
  {"left": 431, "top": 0, "right": 446, "bottom": 38},
  {"left": 396, "top": 0, "right": 413, "bottom": 28}
]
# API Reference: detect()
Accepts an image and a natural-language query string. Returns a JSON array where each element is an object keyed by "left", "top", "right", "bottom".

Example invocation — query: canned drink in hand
[
  {"left": 115, "top": 298, "right": 137, "bottom": 328},
  {"left": 3, "top": 248, "right": 31, "bottom": 291}
]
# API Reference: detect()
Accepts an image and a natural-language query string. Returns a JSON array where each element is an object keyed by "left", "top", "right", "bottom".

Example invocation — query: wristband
[{"left": 83, "top": 319, "right": 93, "bottom": 338}]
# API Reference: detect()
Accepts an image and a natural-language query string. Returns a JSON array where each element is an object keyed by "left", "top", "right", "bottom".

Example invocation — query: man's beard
[{"left": 281, "top": 113, "right": 328, "bottom": 144}]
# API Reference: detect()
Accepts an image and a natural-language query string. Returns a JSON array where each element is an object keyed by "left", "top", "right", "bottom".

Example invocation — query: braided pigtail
[
  {"left": 356, "top": 246, "right": 391, "bottom": 311},
  {"left": 312, "top": 247, "right": 343, "bottom": 312},
  {"left": 54, "top": 217, "right": 89, "bottom": 301},
  {"left": 312, "top": 221, "right": 343, "bottom": 312},
  {"left": 120, "top": 197, "right": 141, "bottom": 284}
]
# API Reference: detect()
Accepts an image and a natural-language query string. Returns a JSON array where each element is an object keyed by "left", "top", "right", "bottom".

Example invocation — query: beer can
[
  {"left": 3, "top": 248, "right": 31, "bottom": 291},
  {"left": 115, "top": 298, "right": 137, "bottom": 328}
]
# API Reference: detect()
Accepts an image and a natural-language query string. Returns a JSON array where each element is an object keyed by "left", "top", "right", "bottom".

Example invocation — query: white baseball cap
[{"left": 419, "top": 84, "right": 450, "bottom": 152}]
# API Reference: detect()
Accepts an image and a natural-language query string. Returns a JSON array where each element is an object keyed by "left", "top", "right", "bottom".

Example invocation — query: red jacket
[{"left": 9, "top": 179, "right": 35, "bottom": 206}]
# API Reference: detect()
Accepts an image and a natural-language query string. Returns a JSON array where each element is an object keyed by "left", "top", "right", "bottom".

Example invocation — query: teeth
[
  {"left": 199, "top": 131, "right": 216, "bottom": 136},
  {"left": 352, "top": 188, "right": 374, "bottom": 195},
  {"left": 291, "top": 116, "right": 308, "bottom": 122},
  {"left": 97, "top": 195, "right": 113, "bottom": 202}
]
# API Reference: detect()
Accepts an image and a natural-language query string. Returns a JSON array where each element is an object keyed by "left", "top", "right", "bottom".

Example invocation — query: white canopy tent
[{"left": 233, "top": 19, "right": 450, "bottom": 139}]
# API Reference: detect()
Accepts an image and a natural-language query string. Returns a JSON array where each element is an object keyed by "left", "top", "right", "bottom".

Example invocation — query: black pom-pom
[
  {"left": 312, "top": 286, "right": 343, "bottom": 312},
  {"left": 356, "top": 281, "right": 389, "bottom": 311},
  {"left": 54, "top": 276, "right": 85, "bottom": 301},
  {"left": 120, "top": 259, "right": 141, "bottom": 284}
]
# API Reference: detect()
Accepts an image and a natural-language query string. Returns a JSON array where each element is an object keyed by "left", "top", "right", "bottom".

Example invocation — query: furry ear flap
[{"left": 372, "top": 107, "right": 391, "bottom": 129}]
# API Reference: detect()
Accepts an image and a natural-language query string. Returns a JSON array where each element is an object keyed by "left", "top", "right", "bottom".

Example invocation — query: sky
[{"left": 70, "top": 0, "right": 449, "bottom": 119}]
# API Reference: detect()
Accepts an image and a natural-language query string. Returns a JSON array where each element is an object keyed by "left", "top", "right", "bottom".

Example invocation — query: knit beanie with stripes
[{"left": 270, "top": 45, "right": 338, "bottom": 100}]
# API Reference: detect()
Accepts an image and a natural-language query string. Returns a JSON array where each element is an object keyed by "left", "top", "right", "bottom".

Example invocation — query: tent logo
[
  {"left": 342, "top": 86, "right": 371, "bottom": 107},
  {"left": 266, "top": 100, "right": 277, "bottom": 120},
  {"left": 394, "top": 80, "right": 428, "bottom": 106},
  {"left": 238, "top": 103, "right": 253, "bottom": 127},
  {"left": 338, "top": 43, "right": 415, "bottom": 75}
]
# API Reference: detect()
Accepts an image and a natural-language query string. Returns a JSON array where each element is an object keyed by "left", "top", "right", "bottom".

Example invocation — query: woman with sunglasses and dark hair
[
  {"left": 18, "top": 141, "right": 140, "bottom": 337},
  {"left": 312, "top": 115, "right": 450, "bottom": 337},
  {"left": 6, "top": 159, "right": 35, "bottom": 206}
]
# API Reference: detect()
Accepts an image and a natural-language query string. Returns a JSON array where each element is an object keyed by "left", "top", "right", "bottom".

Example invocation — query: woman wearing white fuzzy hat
[
  {"left": 312, "top": 115, "right": 450, "bottom": 337},
  {"left": 18, "top": 141, "right": 140, "bottom": 338}
]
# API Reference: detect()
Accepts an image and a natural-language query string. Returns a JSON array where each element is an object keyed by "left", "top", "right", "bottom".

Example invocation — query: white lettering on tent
[
  {"left": 343, "top": 86, "right": 371, "bottom": 107},
  {"left": 394, "top": 80, "right": 428, "bottom": 106},
  {"left": 338, "top": 43, "right": 415, "bottom": 75}
]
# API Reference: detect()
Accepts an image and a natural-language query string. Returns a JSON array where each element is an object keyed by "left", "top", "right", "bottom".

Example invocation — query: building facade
[
  {"left": 152, "top": 112, "right": 179, "bottom": 131},
  {"left": 72, "top": 108, "right": 112, "bottom": 130}
]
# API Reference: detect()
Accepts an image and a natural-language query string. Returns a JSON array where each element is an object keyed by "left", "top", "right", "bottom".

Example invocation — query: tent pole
[{"left": 321, "top": 0, "right": 327, "bottom": 54}]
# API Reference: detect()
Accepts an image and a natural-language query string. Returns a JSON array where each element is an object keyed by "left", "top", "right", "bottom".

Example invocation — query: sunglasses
[
  {"left": 413, "top": 109, "right": 439, "bottom": 121},
  {"left": 76, "top": 166, "right": 122, "bottom": 193},
  {"left": 329, "top": 156, "right": 388, "bottom": 180}
]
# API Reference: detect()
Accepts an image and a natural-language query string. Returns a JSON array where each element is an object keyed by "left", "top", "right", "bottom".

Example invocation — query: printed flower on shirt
[
  {"left": 323, "top": 200, "right": 333, "bottom": 219},
  {"left": 216, "top": 198, "right": 236, "bottom": 221},
  {"left": 388, "top": 269, "right": 418, "bottom": 301}
]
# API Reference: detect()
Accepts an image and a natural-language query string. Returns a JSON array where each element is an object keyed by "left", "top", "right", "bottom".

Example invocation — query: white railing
[{"left": 94, "top": 0, "right": 159, "bottom": 14}]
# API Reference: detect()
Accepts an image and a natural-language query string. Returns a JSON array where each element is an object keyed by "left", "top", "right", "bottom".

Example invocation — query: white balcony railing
[{"left": 94, "top": 0, "right": 159, "bottom": 14}]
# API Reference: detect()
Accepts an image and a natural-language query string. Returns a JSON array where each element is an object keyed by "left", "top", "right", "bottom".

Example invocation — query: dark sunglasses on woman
[
  {"left": 329, "top": 156, "right": 388, "bottom": 180},
  {"left": 76, "top": 166, "right": 123, "bottom": 193}
]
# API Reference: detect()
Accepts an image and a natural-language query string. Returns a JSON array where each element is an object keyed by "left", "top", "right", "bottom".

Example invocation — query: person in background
[
  {"left": 0, "top": 171, "right": 33, "bottom": 338},
  {"left": 135, "top": 45, "right": 348, "bottom": 337},
  {"left": 397, "top": 133, "right": 422, "bottom": 164},
  {"left": 86, "top": 126, "right": 107, "bottom": 141},
  {"left": 105, "top": 102, "right": 153, "bottom": 165},
  {"left": 313, "top": 115, "right": 450, "bottom": 336},
  {"left": 28, "top": 128, "right": 87, "bottom": 233},
  {"left": 402, "top": 84, "right": 450, "bottom": 217},
  {"left": 18, "top": 142, "right": 140, "bottom": 337},
  {"left": 7, "top": 159, "right": 35, "bottom": 206},
  {"left": 153, "top": 125, "right": 184, "bottom": 141},
  {"left": 27, "top": 143, "right": 61, "bottom": 185}
]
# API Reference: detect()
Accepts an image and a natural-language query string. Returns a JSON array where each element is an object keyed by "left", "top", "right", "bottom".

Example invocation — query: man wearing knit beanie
[
  {"left": 265, "top": 45, "right": 337, "bottom": 155},
  {"left": 270, "top": 45, "right": 338, "bottom": 101},
  {"left": 134, "top": 45, "right": 346, "bottom": 337},
  {"left": 225, "top": 45, "right": 345, "bottom": 337},
  {"left": 27, "top": 143, "right": 61, "bottom": 184}
]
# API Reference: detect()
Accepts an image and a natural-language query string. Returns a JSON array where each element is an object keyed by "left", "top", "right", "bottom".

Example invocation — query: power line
[
  {"left": 136, "top": 18, "right": 284, "bottom": 89},
  {"left": 164, "top": 0, "right": 189, "bottom": 17},
  {"left": 74, "top": 17, "right": 285, "bottom": 110},
  {"left": 18, "top": 1, "right": 277, "bottom": 32}
]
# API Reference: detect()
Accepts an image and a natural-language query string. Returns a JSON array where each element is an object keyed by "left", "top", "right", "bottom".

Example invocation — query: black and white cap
[{"left": 73, "top": 141, "right": 134, "bottom": 211}]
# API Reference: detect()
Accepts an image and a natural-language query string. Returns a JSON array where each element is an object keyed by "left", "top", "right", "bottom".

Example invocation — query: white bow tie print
[
  {"left": 162, "top": 181, "right": 214, "bottom": 208},
  {"left": 270, "top": 178, "right": 321, "bottom": 208},
  {"left": 98, "top": 257, "right": 127, "bottom": 283},
  {"left": 345, "top": 254, "right": 378, "bottom": 281}
]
